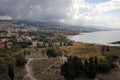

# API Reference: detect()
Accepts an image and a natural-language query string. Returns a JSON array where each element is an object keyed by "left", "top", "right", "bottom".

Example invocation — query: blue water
[{"left": 71, "top": 30, "right": 120, "bottom": 46}]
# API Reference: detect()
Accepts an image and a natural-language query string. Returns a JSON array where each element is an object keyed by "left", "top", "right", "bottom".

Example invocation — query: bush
[
  {"left": 98, "top": 61, "right": 112, "bottom": 72},
  {"left": 16, "top": 73, "right": 24, "bottom": 80},
  {"left": 61, "top": 57, "right": 113, "bottom": 80},
  {"left": 13, "top": 42, "right": 32, "bottom": 48},
  {"left": 46, "top": 48, "right": 59, "bottom": 57},
  {"left": 8, "top": 65, "right": 15, "bottom": 80},
  {"left": 15, "top": 54, "right": 27, "bottom": 67},
  {"left": 61, "top": 56, "right": 83, "bottom": 80},
  {"left": 23, "top": 50, "right": 31, "bottom": 56},
  {"left": 0, "top": 60, "right": 7, "bottom": 74}
]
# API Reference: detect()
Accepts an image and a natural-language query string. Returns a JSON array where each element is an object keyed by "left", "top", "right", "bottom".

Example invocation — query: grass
[
  {"left": 30, "top": 58, "right": 55, "bottom": 76},
  {"left": 24, "top": 48, "right": 46, "bottom": 53},
  {"left": 29, "top": 58, "right": 64, "bottom": 80},
  {"left": 15, "top": 67, "right": 26, "bottom": 80},
  {"left": 0, "top": 73, "right": 10, "bottom": 80},
  {"left": 104, "top": 47, "right": 120, "bottom": 56},
  {"left": 97, "top": 69, "right": 120, "bottom": 80},
  {"left": 30, "top": 58, "right": 63, "bottom": 80},
  {"left": 24, "top": 48, "right": 47, "bottom": 58},
  {"left": 60, "top": 44, "right": 105, "bottom": 59},
  {"left": 0, "top": 67, "right": 26, "bottom": 80}
]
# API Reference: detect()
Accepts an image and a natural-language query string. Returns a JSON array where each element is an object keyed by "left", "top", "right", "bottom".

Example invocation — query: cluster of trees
[
  {"left": 23, "top": 50, "right": 31, "bottom": 56},
  {"left": 0, "top": 49, "right": 27, "bottom": 80},
  {"left": 27, "top": 31, "right": 68, "bottom": 43},
  {"left": 13, "top": 42, "right": 32, "bottom": 48},
  {"left": 17, "top": 31, "right": 74, "bottom": 48},
  {"left": 101, "top": 46, "right": 120, "bottom": 62},
  {"left": 15, "top": 54, "right": 27, "bottom": 67},
  {"left": 46, "top": 48, "right": 62, "bottom": 57},
  {"left": 61, "top": 56, "right": 113, "bottom": 80},
  {"left": 37, "top": 41, "right": 73, "bottom": 48},
  {"left": 28, "top": 31, "right": 73, "bottom": 47},
  {"left": 8, "top": 65, "right": 15, "bottom": 80}
]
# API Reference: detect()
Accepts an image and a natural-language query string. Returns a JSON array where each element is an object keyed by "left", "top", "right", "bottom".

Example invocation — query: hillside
[{"left": 0, "top": 20, "right": 101, "bottom": 35}]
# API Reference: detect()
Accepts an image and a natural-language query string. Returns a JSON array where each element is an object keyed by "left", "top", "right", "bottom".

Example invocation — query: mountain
[
  {"left": 15, "top": 21, "right": 101, "bottom": 32},
  {"left": 0, "top": 20, "right": 102, "bottom": 34},
  {"left": 85, "top": 25, "right": 113, "bottom": 30}
]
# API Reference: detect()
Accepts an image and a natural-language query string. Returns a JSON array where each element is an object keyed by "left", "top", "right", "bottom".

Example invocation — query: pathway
[{"left": 24, "top": 58, "right": 48, "bottom": 80}]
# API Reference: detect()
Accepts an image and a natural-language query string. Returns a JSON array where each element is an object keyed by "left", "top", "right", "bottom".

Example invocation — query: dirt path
[
  {"left": 116, "top": 57, "right": 120, "bottom": 69},
  {"left": 41, "top": 59, "right": 60, "bottom": 74},
  {"left": 41, "top": 56, "right": 67, "bottom": 73},
  {"left": 24, "top": 55, "right": 66, "bottom": 80},
  {"left": 24, "top": 58, "right": 48, "bottom": 80}
]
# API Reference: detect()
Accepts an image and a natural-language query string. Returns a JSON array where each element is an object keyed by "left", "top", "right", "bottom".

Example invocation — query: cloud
[
  {"left": 89, "top": 0, "right": 120, "bottom": 28},
  {"left": 0, "top": 15, "right": 12, "bottom": 20},
  {"left": 0, "top": 0, "right": 72, "bottom": 21},
  {"left": 63, "top": 0, "right": 120, "bottom": 28},
  {"left": 0, "top": 0, "right": 120, "bottom": 28}
]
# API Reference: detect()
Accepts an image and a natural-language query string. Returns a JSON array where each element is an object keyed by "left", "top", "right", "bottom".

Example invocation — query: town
[{"left": 0, "top": 20, "right": 75, "bottom": 49}]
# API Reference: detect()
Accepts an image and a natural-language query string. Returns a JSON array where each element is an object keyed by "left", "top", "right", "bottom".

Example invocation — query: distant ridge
[{"left": 0, "top": 20, "right": 105, "bottom": 33}]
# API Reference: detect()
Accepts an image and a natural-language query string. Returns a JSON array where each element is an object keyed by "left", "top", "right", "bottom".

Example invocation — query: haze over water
[{"left": 71, "top": 30, "right": 120, "bottom": 46}]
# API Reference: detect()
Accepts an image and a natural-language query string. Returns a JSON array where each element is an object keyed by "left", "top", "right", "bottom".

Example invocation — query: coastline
[
  {"left": 66, "top": 35, "right": 74, "bottom": 40},
  {"left": 70, "top": 30, "right": 120, "bottom": 47}
]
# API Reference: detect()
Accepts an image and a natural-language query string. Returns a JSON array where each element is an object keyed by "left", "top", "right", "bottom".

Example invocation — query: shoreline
[
  {"left": 66, "top": 35, "right": 74, "bottom": 40},
  {"left": 69, "top": 30, "right": 120, "bottom": 47}
]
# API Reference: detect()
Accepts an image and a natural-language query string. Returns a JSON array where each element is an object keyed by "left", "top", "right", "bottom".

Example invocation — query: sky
[{"left": 0, "top": 0, "right": 120, "bottom": 28}]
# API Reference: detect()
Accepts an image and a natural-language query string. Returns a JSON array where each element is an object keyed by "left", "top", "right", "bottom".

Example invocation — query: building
[
  {"left": 0, "top": 37, "right": 16, "bottom": 42},
  {"left": 0, "top": 31, "right": 7, "bottom": 37},
  {"left": 73, "top": 42, "right": 83, "bottom": 46},
  {"left": 0, "top": 42, "right": 12, "bottom": 49}
]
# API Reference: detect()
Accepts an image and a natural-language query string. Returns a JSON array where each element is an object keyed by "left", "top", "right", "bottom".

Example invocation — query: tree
[
  {"left": 8, "top": 65, "right": 15, "bottom": 80},
  {"left": 23, "top": 50, "right": 31, "bottom": 56},
  {"left": 0, "top": 60, "right": 7, "bottom": 74},
  {"left": 101, "top": 46, "right": 105, "bottom": 54},
  {"left": 46, "top": 48, "right": 58, "bottom": 57},
  {"left": 83, "top": 59, "right": 89, "bottom": 77},
  {"left": 13, "top": 42, "right": 32, "bottom": 48},
  {"left": 88, "top": 57, "right": 96, "bottom": 79},
  {"left": 15, "top": 54, "right": 27, "bottom": 67},
  {"left": 61, "top": 56, "right": 83, "bottom": 80},
  {"left": 98, "top": 60, "right": 112, "bottom": 72},
  {"left": 106, "top": 46, "right": 110, "bottom": 51},
  {"left": 61, "top": 56, "right": 112, "bottom": 80},
  {"left": 94, "top": 57, "right": 98, "bottom": 72}
]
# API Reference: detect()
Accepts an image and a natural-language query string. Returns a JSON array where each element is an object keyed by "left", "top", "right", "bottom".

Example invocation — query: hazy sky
[{"left": 0, "top": 0, "right": 120, "bottom": 28}]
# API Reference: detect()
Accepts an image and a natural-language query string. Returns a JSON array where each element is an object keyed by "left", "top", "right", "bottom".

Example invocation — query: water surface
[{"left": 71, "top": 30, "right": 120, "bottom": 46}]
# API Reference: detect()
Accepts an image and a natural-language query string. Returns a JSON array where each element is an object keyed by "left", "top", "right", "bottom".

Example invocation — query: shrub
[
  {"left": 98, "top": 61, "right": 112, "bottom": 72},
  {"left": 61, "top": 56, "right": 83, "bottom": 80},
  {"left": 15, "top": 54, "right": 27, "bottom": 67},
  {"left": 0, "top": 60, "right": 7, "bottom": 74},
  {"left": 8, "top": 65, "right": 15, "bottom": 80},
  {"left": 46, "top": 48, "right": 59, "bottom": 57}
]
